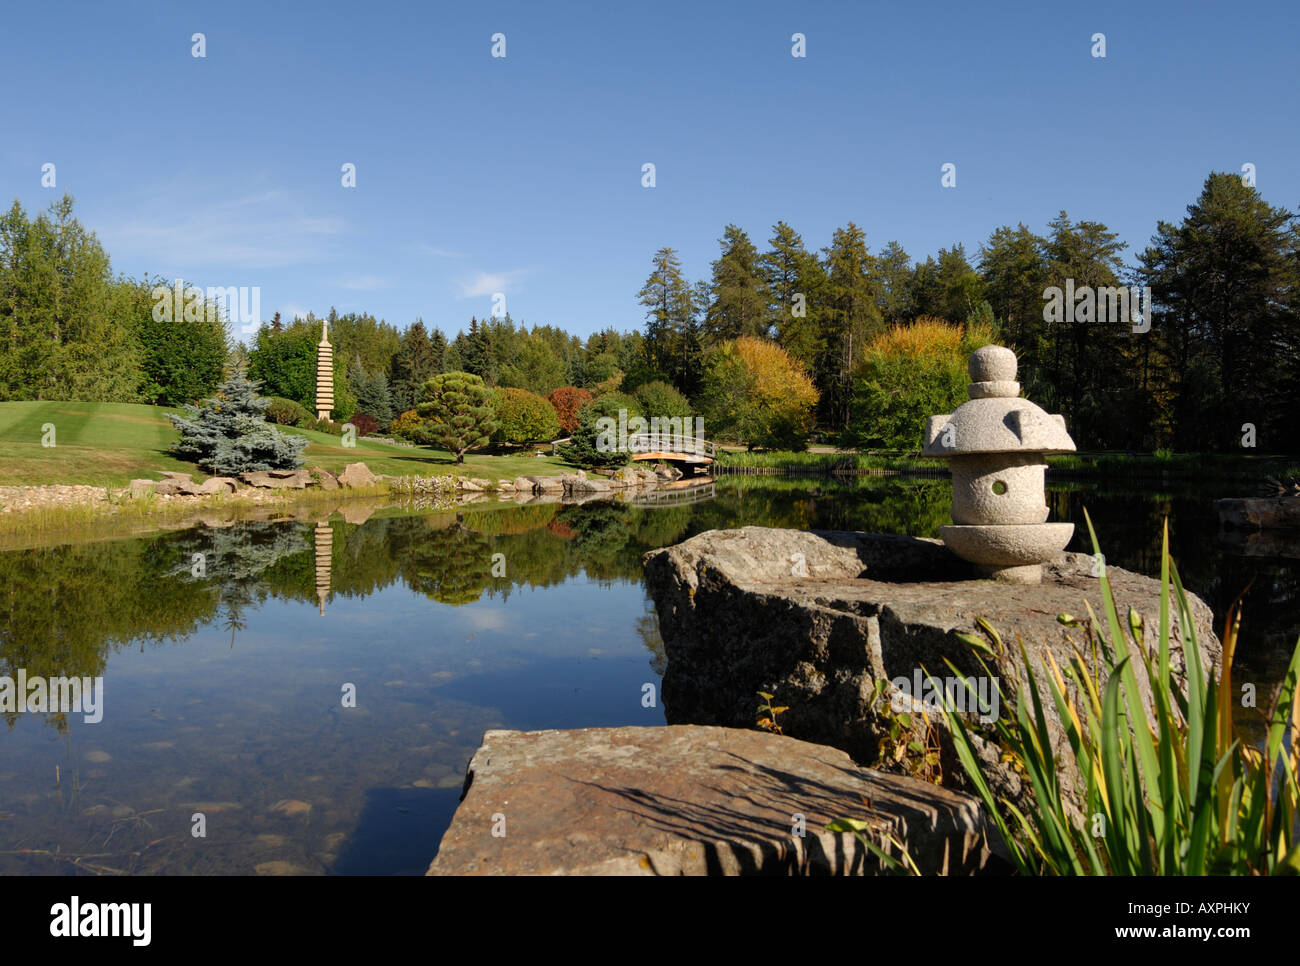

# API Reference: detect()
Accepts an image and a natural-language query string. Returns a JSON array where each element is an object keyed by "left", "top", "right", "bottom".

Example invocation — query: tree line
[{"left": 4, "top": 171, "right": 1296, "bottom": 454}]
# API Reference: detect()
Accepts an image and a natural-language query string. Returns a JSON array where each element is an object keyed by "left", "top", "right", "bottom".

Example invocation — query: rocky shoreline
[{"left": 0, "top": 461, "right": 706, "bottom": 519}]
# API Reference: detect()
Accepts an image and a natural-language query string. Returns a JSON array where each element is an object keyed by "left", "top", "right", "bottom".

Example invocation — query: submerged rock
[
  {"left": 643, "top": 527, "right": 1221, "bottom": 818},
  {"left": 428, "top": 726, "right": 1001, "bottom": 876}
]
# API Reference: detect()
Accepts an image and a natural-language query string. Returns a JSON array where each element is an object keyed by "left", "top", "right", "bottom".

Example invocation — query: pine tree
[
  {"left": 978, "top": 225, "right": 1050, "bottom": 394},
  {"left": 759, "top": 221, "right": 826, "bottom": 369},
  {"left": 429, "top": 327, "right": 448, "bottom": 373},
  {"left": 392, "top": 319, "right": 440, "bottom": 411},
  {"left": 415, "top": 371, "right": 500, "bottom": 463},
  {"left": 874, "top": 241, "right": 913, "bottom": 325},
  {"left": 821, "top": 223, "right": 883, "bottom": 431},
  {"left": 637, "top": 248, "right": 698, "bottom": 391},
  {"left": 705, "top": 225, "right": 769, "bottom": 343},
  {"left": 167, "top": 369, "right": 308, "bottom": 474},
  {"left": 1138, "top": 173, "right": 1300, "bottom": 451}
]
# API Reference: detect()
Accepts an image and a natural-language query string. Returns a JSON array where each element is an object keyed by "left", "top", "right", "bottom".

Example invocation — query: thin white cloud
[
  {"left": 459, "top": 270, "right": 525, "bottom": 299},
  {"left": 417, "top": 243, "right": 467, "bottom": 259},
  {"left": 100, "top": 187, "right": 345, "bottom": 273},
  {"left": 340, "top": 275, "right": 388, "bottom": 291}
]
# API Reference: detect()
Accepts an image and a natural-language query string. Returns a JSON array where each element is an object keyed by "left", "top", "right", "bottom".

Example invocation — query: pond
[{"left": 1, "top": 476, "right": 1296, "bottom": 874}]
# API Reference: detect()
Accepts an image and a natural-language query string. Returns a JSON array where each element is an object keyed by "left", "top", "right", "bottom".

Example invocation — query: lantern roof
[{"left": 921, "top": 345, "right": 1076, "bottom": 457}]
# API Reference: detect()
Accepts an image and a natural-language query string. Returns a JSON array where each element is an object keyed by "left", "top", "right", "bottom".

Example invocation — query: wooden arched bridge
[{"left": 626, "top": 432, "right": 717, "bottom": 467}]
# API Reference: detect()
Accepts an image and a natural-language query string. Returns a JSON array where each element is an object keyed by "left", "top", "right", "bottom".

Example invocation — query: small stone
[
  {"left": 270, "top": 799, "right": 312, "bottom": 818},
  {"left": 254, "top": 860, "right": 314, "bottom": 876}
]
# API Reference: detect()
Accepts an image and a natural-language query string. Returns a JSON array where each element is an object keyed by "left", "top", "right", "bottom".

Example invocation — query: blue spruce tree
[{"left": 168, "top": 369, "right": 309, "bottom": 474}]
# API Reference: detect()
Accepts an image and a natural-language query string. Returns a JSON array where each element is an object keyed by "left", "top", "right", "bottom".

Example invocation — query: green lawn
[{"left": 0, "top": 401, "right": 570, "bottom": 486}]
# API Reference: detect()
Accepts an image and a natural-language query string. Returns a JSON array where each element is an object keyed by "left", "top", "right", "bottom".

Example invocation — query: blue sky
[{"left": 3, "top": 0, "right": 1296, "bottom": 342}]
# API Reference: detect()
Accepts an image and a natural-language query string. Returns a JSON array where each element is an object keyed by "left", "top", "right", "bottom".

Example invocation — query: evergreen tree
[
  {"left": 1043, "top": 212, "right": 1128, "bottom": 444},
  {"left": 1138, "top": 173, "right": 1300, "bottom": 452},
  {"left": 132, "top": 276, "right": 229, "bottom": 405},
  {"left": 349, "top": 354, "right": 395, "bottom": 423},
  {"left": 459, "top": 317, "right": 498, "bottom": 383},
  {"left": 429, "top": 327, "right": 448, "bottom": 372},
  {"left": 391, "top": 319, "right": 439, "bottom": 412},
  {"left": 978, "top": 224, "right": 1050, "bottom": 392},
  {"left": 637, "top": 248, "right": 699, "bottom": 391},
  {"left": 820, "top": 223, "right": 883, "bottom": 430},
  {"left": 167, "top": 369, "right": 308, "bottom": 474},
  {"left": 415, "top": 371, "right": 499, "bottom": 462},
  {"left": 759, "top": 221, "right": 826, "bottom": 369},
  {"left": 561, "top": 394, "right": 641, "bottom": 469},
  {"left": 874, "top": 241, "right": 913, "bottom": 325},
  {"left": 705, "top": 224, "right": 769, "bottom": 343},
  {"left": 935, "top": 244, "right": 985, "bottom": 324}
]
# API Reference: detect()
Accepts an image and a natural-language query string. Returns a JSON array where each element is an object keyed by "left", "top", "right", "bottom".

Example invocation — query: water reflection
[{"left": 0, "top": 476, "right": 1295, "bottom": 875}]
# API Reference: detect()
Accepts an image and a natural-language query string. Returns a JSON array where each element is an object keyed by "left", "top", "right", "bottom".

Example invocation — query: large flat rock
[
  {"left": 428, "top": 725, "right": 1000, "bottom": 876},
  {"left": 642, "top": 527, "right": 1221, "bottom": 817}
]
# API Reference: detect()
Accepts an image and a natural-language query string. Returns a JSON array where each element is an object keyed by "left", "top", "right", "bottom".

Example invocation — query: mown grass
[{"left": 0, "top": 400, "right": 569, "bottom": 486}]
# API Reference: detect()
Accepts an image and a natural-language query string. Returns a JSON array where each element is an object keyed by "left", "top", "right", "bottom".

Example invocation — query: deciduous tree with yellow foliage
[
  {"left": 698, "top": 336, "right": 818, "bottom": 450},
  {"left": 844, "top": 315, "right": 998, "bottom": 451}
]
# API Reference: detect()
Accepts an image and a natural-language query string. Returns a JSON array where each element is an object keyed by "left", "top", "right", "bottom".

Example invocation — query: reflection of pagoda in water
[{"left": 315, "top": 521, "right": 332, "bottom": 615}]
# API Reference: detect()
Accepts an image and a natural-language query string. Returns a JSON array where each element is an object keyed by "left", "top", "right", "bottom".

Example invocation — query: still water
[{"left": 1, "top": 477, "right": 1296, "bottom": 874}]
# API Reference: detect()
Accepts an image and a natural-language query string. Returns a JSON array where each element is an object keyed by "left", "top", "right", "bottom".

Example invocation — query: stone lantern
[{"left": 921, "top": 345, "right": 1076, "bottom": 584}]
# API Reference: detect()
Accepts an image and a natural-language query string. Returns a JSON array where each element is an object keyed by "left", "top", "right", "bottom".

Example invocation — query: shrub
[
  {"left": 844, "top": 316, "right": 997, "bottom": 451},
  {"left": 265, "top": 396, "right": 312, "bottom": 426},
  {"left": 167, "top": 370, "right": 308, "bottom": 474},
  {"left": 311, "top": 417, "right": 343, "bottom": 436},
  {"left": 561, "top": 393, "right": 643, "bottom": 469},
  {"left": 633, "top": 380, "right": 693, "bottom": 424},
  {"left": 347, "top": 412, "right": 381, "bottom": 437},
  {"left": 389, "top": 408, "right": 426, "bottom": 438},
  {"left": 547, "top": 386, "right": 593, "bottom": 435},
  {"left": 493, "top": 388, "right": 561, "bottom": 445}
]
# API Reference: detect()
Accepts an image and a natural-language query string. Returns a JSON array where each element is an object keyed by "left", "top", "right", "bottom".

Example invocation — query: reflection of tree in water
[
  {"left": 633, "top": 505, "right": 692, "bottom": 550},
  {"left": 636, "top": 606, "right": 667, "bottom": 676},
  {"left": 168, "top": 523, "right": 312, "bottom": 648},
  {"left": 692, "top": 477, "right": 951, "bottom": 538},
  {"left": 0, "top": 525, "right": 307, "bottom": 731},
  {"left": 556, "top": 503, "right": 636, "bottom": 580},
  {"left": 399, "top": 522, "right": 492, "bottom": 606}
]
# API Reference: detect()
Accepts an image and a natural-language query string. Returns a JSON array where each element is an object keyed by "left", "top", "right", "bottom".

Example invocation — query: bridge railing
[{"left": 625, "top": 433, "right": 716, "bottom": 459}]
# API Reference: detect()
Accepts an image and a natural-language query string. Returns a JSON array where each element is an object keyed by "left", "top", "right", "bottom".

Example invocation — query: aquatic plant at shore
[{"left": 940, "top": 512, "right": 1300, "bottom": 875}]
